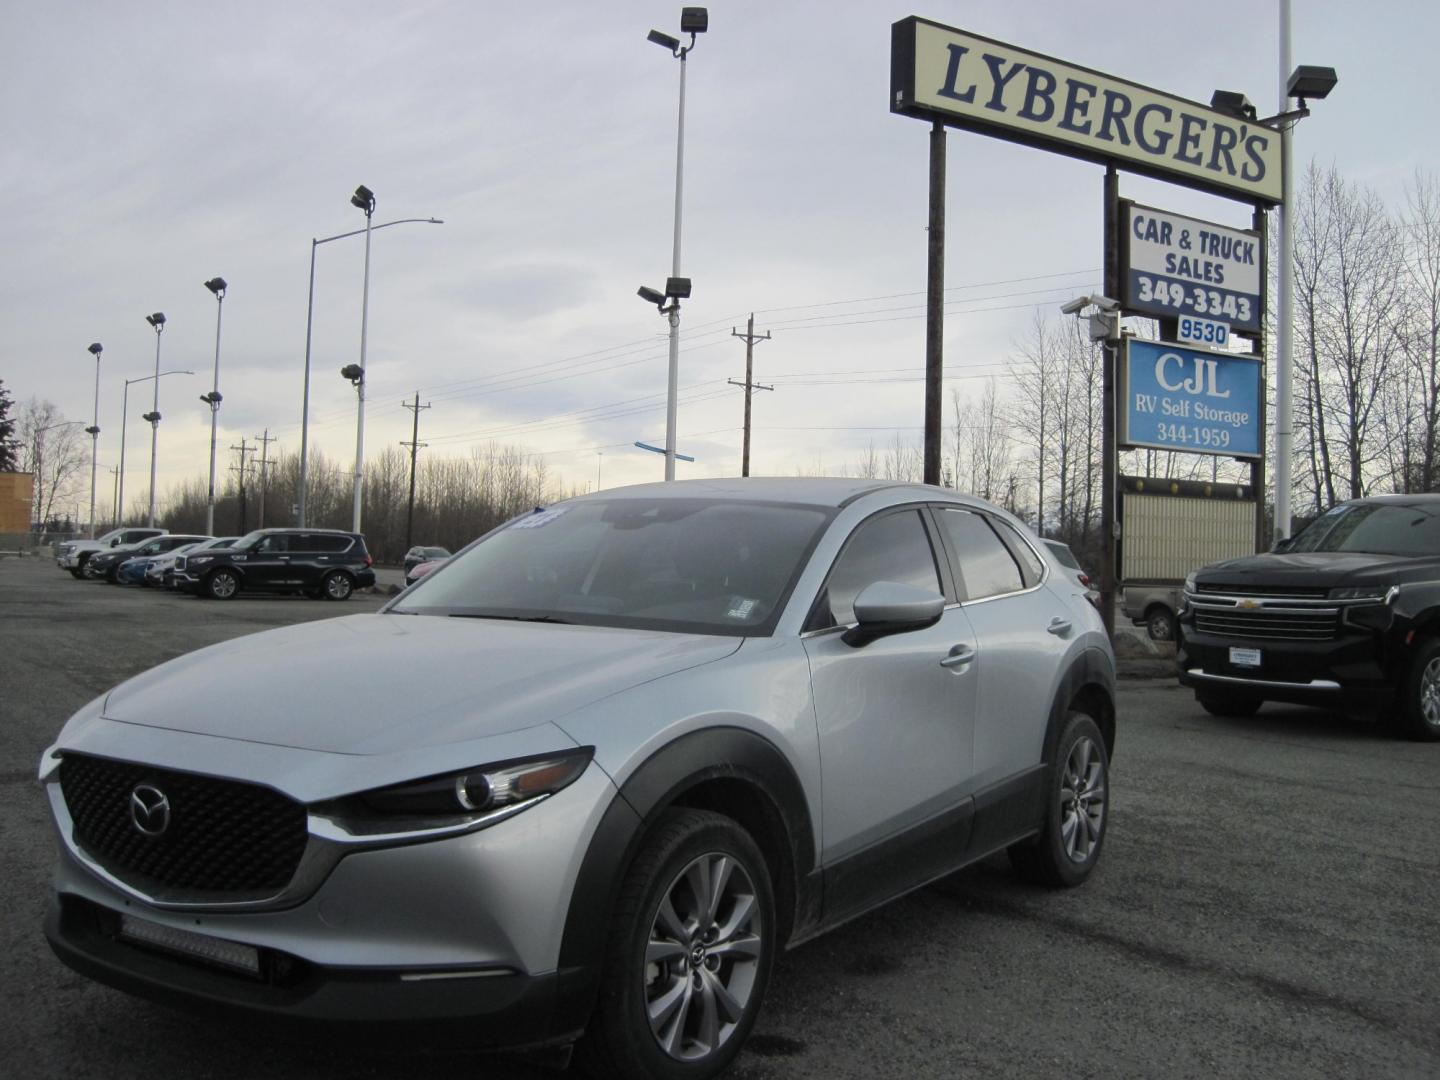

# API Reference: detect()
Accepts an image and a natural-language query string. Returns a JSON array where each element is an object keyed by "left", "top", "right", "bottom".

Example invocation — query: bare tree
[{"left": 19, "top": 399, "right": 86, "bottom": 527}]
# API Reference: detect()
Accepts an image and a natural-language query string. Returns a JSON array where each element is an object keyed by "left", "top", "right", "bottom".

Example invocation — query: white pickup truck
[{"left": 55, "top": 527, "right": 166, "bottom": 578}]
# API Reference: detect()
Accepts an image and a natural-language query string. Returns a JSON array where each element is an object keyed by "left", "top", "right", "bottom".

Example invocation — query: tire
[
  {"left": 1145, "top": 606, "right": 1176, "bottom": 642},
  {"left": 1009, "top": 712, "right": 1110, "bottom": 888},
  {"left": 1395, "top": 637, "right": 1440, "bottom": 742},
  {"left": 321, "top": 571, "right": 354, "bottom": 601},
  {"left": 577, "top": 808, "right": 775, "bottom": 1080},
  {"left": 205, "top": 568, "right": 240, "bottom": 600},
  {"left": 68, "top": 568, "right": 83, "bottom": 579},
  {"left": 1196, "top": 692, "right": 1262, "bottom": 718}
]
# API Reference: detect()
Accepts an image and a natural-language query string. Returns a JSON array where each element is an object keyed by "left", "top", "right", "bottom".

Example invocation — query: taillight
[
  {"left": 364, "top": 554, "right": 374, "bottom": 567},
  {"left": 1078, "top": 573, "right": 1091, "bottom": 587}
]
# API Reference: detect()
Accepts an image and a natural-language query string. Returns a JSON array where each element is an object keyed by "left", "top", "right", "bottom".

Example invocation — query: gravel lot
[{"left": 2, "top": 555, "right": 1436, "bottom": 1079}]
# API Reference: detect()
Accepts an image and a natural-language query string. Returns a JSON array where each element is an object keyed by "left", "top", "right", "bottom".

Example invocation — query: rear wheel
[
  {"left": 1196, "top": 693, "right": 1262, "bottom": 718},
  {"left": 68, "top": 568, "right": 83, "bottom": 579},
  {"left": 578, "top": 808, "right": 774, "bottom": 1080},
  {"left": 1145, "top": 605, "right": 1176, "bottom": 642},
  {"left": 1395, "top": 637, "right": 1440, "bottom": 742},
  {"left": 1010, "top": 712, "right": 1109, "bottom": 888},
  {"left": 206, "top": 568, "right": 240, "bottom": 600},
  {"left": 321, "top": 571, "right": 354, "bottom": 601}
]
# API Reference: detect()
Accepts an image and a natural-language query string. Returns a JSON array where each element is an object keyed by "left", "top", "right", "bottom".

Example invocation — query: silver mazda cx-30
[{"left": 41, "top": 478, "right": 1115, "bottom": 1078}]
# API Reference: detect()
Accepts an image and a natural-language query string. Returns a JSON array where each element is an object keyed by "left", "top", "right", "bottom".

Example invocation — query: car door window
[
  {"left": 255, "top": 535, "right": 289, "bottom": 554},
  {"left": 993, "top": 520, "right": 1045, "bottom": 587},
  {"left": 811, "top": 510, "right": 941, "bottom": 630},
  {"left": 937, "top": 510, "right": 1025, "bottom": 601}
]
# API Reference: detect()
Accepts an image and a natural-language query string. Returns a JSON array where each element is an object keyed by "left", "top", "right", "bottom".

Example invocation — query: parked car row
[{"left": 55, "top": 527, "right": 377, "bottom": 601}]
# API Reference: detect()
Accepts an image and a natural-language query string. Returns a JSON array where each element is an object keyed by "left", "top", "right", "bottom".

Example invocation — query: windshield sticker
[
  {"left": 510, "top": 506, "right": 570, "bottom": 530},
  {"left": 726, "top": 598, "right": 758, "bottom": 620}
]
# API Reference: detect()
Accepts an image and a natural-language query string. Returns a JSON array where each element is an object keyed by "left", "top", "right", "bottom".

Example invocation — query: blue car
[{"left": 115, "top": 556, "right": 155, "bottom": 586}]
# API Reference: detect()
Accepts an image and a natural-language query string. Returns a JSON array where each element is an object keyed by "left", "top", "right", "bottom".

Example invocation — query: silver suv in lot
[{"left": 41, "top": 479, "right": 1115, "bottom": 1078}]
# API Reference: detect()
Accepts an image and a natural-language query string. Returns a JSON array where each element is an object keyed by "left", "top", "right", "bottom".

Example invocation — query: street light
[
  {"left": 202, "top": 277, "right": 227, "bottom": 535},
  {"left": 645, "top": 6, "right": 708, "bottom": 481},
  {"left": 1259, "top": 4, "right": 1335, "bottom": 542},
  {"left": 296, "top": 211, "right": 443, "bottom": 526},
  {"left": 143, "top": 312, "right": 166, "bottom": 527},
  {"left": 348, "top": 184, "right": 376, "bottom": 533},
  {"left": 118, "top": 368, "right": 192, "bottom": 528},
  {"left": 85, "top": 343, "right": 102, "bottom": 538}
]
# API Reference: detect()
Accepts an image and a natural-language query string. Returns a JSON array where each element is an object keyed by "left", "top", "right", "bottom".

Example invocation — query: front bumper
[
  {"left": 1176, "top": 622, "right": 1397, "bottom": 712},
  {"left": 43, "top": 761, "right": 616, "bottom": 1045}
]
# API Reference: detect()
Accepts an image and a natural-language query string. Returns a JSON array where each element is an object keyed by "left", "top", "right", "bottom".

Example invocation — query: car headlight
[
  {"left": 1329, "top": 585, "right": 1394, "bottom": 601},
  {"left": 190, "top": 556, "right": 213, "bottom": 566},
  {"left": 1184, "top": 572, "right": 1198, "bottom": 595},
  {"left": 317, "top": 749, "right": 593, "bottom": 837}
]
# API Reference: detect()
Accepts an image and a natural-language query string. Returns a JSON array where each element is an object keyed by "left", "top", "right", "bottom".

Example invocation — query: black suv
[
  {"left": 174, "top": 528, "right": 376, "bottom": 601},
  {"left": 1178, "top": 495, "right": 1440, "bottom": 741}
]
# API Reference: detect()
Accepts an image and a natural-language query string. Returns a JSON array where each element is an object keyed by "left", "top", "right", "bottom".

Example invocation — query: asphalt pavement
[{"left": 1, "top": 556, "right": 1436, "bottom": 1079}]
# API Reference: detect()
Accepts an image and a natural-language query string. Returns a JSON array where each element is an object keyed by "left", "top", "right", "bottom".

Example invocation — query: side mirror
[
  {"left": 842, "top": 581, "right": 946, "bottom": 647},
  {"left": 110, "top": 539, "right": 119, "bottom": 547}
]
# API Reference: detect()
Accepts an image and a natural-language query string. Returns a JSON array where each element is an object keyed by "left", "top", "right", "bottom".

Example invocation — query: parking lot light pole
[
  {"left": 85, "top": 343, "right": 103, "bottom": 538},
  {"left": 647, "top": 8, "right": 707, "bottom": 481},
  {"left": 143, "top": 313, "right": 166, "bottom": 527},
  {"left": 348, "top": 184, "right": 375, "bottom": 533},
  {"left": 340, "top": 363, "right": 365, "bottom": 530},
  {"left": 119, "top": 368, "right": 192, "bottom": 529},
  {"left": 297, "top": 212, "right": 442, "bottom": 527},
  {"left": 201, "top": 278, "right": 227, "bottom": 536}
]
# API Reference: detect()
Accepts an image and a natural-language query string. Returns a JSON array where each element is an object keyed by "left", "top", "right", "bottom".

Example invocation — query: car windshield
[
  {"left": 1044, "top": 541, "right": 1081, "bottom": 570},
  {"left": 393, "top": 498, "right": 832, "bottom": 636},
  {"left": 234, "top": 530, "right": 268, "bottom": 550},
  {"left": 1287, "top": 502, "right": 1440, "bottom": 557}
]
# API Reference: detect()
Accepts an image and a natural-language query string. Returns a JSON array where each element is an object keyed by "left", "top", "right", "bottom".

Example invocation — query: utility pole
[
  {"left": 229, "top": 439, "right": 256, "bottom": 535},
  {"left": 728, "top": 314, "right": 773, "bottom": 477},
  {"left": 400, "top": 393, "right": 431, "bottom": 553},
  {"left": 254, "top": 429, "right": 276, "bottom": 530}
]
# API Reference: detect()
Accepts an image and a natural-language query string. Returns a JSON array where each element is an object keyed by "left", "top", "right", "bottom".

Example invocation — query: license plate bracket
[{"left": 1229, "top": 646, "right": 1262, "bottom": 668}]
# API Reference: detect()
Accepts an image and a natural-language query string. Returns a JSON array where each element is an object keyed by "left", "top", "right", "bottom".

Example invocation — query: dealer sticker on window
[{"left": 1229, "top": 647, "right": 1262, "bottom": 668}]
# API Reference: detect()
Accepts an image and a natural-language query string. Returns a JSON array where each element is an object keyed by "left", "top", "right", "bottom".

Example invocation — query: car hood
[
  {"left": 1194, "top": 550, "right": 1426, "bottom": 589},
  {"left": 100, "top": 613, "right": 741, "bottom": 755}
]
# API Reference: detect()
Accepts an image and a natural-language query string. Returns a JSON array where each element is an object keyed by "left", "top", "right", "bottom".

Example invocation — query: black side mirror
[{"left": 842, "top": 581, "right": 946, "bottom": 647}]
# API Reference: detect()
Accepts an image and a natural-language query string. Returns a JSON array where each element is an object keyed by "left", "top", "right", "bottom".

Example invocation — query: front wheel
[
  {"left": 578, "top": 809, "right": 775, "bottom": 1080},
  {"left": 206, "top": 568, "right": 240, "bottom": 600},
  {"left": 321, "top": 572, "right": 354, "bottom": 601},
  {"left": 1010, "top": 712, "right": 1109, "bottom": 888},
  {"left": 1395, "top": 637, "right": 1440, "bottom": 742}
]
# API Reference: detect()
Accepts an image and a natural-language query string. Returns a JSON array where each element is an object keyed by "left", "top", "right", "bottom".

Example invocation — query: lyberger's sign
[{"left": 891, "top": 18, "right": 1281, "bottom": 205}]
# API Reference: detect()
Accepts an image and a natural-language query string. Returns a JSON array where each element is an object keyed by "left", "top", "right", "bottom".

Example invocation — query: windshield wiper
[{"left": 447, "top": 613, "right": 572, "bottom": 624}]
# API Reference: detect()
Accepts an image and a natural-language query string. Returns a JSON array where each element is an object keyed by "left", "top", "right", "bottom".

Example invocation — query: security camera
[
  {"left": 1060, "top": 296, "right": 1089, "bottom": 316},
  {"left": 1091, "top": 295, "right": 1120, "bottom": 312},
  {"left": 637, "top": 285, "right": 666, "bottom": 306}
]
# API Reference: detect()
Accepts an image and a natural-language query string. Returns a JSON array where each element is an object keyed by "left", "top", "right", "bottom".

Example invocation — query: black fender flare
[
  {"left": 552, "top": 725, "right": 815, "bottom": 1032},
  {"left": 1044, "top": 646, "right": 1117, "bottom": 765}
]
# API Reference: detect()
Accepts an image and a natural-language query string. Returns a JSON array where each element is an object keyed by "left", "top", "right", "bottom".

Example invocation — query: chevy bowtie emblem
[
  {"left": 129, "top": 784, "right": 171, "bottom": 836},
  {"left": 1237, "top": 598, "right": 1261, "bottom": 610}
]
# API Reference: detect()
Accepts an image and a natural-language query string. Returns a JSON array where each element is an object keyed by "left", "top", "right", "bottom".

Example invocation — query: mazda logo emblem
[{"left": 129, "top": 784, "right": 171, "bottom": 836}]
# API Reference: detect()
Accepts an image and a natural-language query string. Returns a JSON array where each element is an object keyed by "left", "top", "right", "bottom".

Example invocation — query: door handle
[
  {"left": 939, "top": 644, "right": 976, "bottom": 670},
  {"left": 1047, "top": 617, "right": 1072, "bottom": 636}
]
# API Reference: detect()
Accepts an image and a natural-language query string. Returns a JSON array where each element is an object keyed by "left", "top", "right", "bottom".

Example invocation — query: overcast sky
[{"left": 4, "top": 1, "right": 1437, "bottom": 519}]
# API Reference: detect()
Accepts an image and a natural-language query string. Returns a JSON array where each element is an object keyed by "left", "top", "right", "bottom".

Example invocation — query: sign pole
[
  {"left": 1101, "top": 164, "right": 1119, "bottom": 640},
  {"left": 924, "top": 121, "right": 946, "bottom": 486},
  {"left": 1252, "top": 204, "right": 1269, "bottom": 553}
]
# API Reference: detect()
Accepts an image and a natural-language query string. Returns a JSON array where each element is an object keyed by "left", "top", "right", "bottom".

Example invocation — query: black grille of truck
[
  {"left": 59, "top": 753, "right": 308, "bottom": 897},
  {"left": 1190, "top": 596, "right": 1339, "bottom": 641}
]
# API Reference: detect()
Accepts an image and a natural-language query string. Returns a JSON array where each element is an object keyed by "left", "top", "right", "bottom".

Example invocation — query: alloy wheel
[
  {"left": 643, "top": 852, "right": 763, "bottom": 1062},
  {"left": 209, "top": 571, "right": 238, "bottom": 599},
  {"left": 1060, "top": 735, "right": 1107, "bottom": 863},
  {"left": 1421, "top": 657, "right": 1440, "bottom": 728}
]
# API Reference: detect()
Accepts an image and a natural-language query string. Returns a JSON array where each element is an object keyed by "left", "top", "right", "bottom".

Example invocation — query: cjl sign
[{"left": 1119, "top": 340, "right": 1262, "bottom": 459}]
